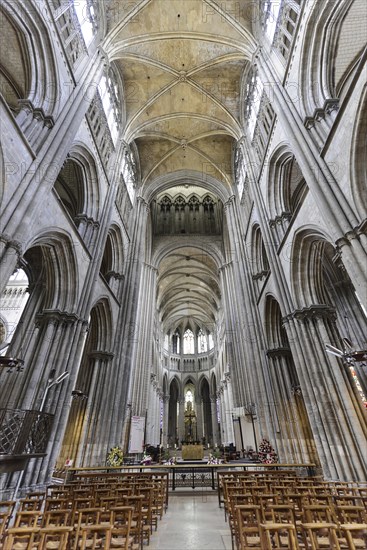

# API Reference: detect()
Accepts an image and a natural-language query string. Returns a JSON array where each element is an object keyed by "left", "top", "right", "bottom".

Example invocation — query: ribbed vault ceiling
[
  {"left": 104, "top": 0, "right": 256, "bottom": 190},
  {"left": 157, "top": 246, "right": 221, "bottom": 332},
  {"left": 104, "top": 0, "right": 256, "bottom": 334}
]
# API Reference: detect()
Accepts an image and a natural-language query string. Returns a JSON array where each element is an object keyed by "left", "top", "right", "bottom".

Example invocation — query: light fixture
[
  {"left": 40, "top": 371, "right": 70, "bottom": 411},
  {"left": 72, "top": 389, "right": 88, "bottom": 400},
  {"left": 0, "top": 357, "right": 25, "bottom": 373}
]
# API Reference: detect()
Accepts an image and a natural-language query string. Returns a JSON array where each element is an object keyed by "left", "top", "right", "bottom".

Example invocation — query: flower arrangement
[
  {"left": 164, "top": 457, "right": 177, "bottom": 465},
  {"left": 207, "top": 453, "right": 222, "bottom": 465},
  {"left": 106, "top": 446, "right": 124, "bottom": 467},
  {"left": 140, "top": 453, "right": 152, "bottom": 465},
  {"left": 258, "top": 438, "right": 278, "bottom": 464}
]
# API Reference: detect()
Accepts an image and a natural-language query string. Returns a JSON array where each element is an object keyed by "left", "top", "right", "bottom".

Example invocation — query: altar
[{"left": 181, "top": 444, "right": 204, "bottom": 460}]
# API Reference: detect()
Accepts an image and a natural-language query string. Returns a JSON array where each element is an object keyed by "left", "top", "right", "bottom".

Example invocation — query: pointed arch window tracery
[{"left": 183, "top": 329, "right": 195, "bottom": 354}]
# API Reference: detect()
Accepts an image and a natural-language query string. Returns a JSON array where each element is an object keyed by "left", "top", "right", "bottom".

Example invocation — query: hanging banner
[{"left": 128, "top": 415, "right": 145, "bottom": 453}]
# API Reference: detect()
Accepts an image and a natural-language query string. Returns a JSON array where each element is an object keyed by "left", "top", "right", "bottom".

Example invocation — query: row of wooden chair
[
  {"left": 219, "top": 472, "right": 367, "bottom": 550},
  {"left": 1, "top": 472, "right": 168, "bottom": 550}
]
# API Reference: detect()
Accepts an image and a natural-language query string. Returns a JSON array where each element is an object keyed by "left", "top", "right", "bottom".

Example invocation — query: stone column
[
  {"left": 162, "top": 395, "right": 170, "bottom": 447},
  {"left": 266, "top": 349, "right": 316, "bottom": 464},
  {"left": 283, "top": 307, "right": 367, "bottom": 481},
  {"left": 210, "top": 396, "right": 220, "bottom": 447},
  {"left": 224, "top": 372, "right": 235, "bottom": 444},
  {"left": 178, "top": 398, "right": 185, "bottom": 443},
  {"left": 0, "top": 237, "right": 22, "bottom": 296},
  {"left": 113, "top": 197, "right": 150, "bottom": 447},
  {"left": 195, "top": 398, "right": 203, "bottom": 441}
]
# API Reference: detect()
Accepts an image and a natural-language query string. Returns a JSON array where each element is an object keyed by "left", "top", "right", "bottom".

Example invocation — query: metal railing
[{"left": 0, "top": 408, "right": 53, "bottom": 456}]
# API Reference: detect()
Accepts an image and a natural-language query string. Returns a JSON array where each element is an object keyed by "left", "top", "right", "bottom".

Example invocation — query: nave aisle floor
[{"left": 149, "top": 494, "right": 231, "bottom": 550}]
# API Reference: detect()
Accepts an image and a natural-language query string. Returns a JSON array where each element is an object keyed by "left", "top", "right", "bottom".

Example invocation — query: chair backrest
[
  {"left": 38, "top": 526, "right": 73, "bottom": 550},
  {"left": 14, "top": 511, "right": 42, "bottom": 528},
  {"left": 41, "top": 509, "right": 71, "bottom": 527},
  {"left": 79, "top": 525, "right": 112, "bottom": 550},
  {"left": 3, "top": 527, "right": 40, "bottom": 550}
]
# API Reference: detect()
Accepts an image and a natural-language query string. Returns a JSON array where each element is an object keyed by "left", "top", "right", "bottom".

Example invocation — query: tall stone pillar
[
  {"left": 115, "top": 197, "right": 151, "bottom": 447},
  {"left": 195, "top": 398, "right": 203, "bottom": 441},
  {"left": 162, "top": 395, "right": 170, "bottom": 447},
  {"left": 224, "top": 372, "right": 235, "bottom": 445},
  {"left": 210, "top": 395, "right": 220, "bottom": 447},
  {"left": 178, "top": 399, "right": 185, "bottom": 443},
  {"left": 284, "top": 307, "right": 367, "bottom": 480}
]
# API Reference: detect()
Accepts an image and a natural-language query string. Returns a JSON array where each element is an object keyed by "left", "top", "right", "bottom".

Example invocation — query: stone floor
[{"left": 148, "top": 493, "right": 232, "bottom": 550}]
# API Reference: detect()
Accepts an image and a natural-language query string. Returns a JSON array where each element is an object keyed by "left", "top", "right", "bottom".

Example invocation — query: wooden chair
[
  {"left": 38, "top": 526, "right": 73, "bottom": 550},
  {"left": 3, "top": 527, "right": 40, "bottom": 550},
  {"left": 0, "top": 502, "right": 16, "bottom": 542},
  {"left": 109, "top": 507, "right": 135, "bottom": 550},
  {"left": 235, "top": 505, "right": 263, "bottom": 550},
  {"left": 135, "top": 486, "right": 154, "bottom": 539},
  {"left": 260, "top": 522, "right": 300, "bottom": 549},
  {"left": 337, "top": 523, "right": 367, "bottom": 550},
  {"left": 72, "top": 508, "right": 103, "bottom": 550},
  {"left": 301, "top": 522, "right": 341, "bottom": 549},
  {"left": 334, "top": 505, "right": 367, "bottom": 525},
  {"left": 41, "top": 510, "right": 71, "bottom": 528},
  {"left": 78, "top": 525, "right": 112, "bottom": 550},
  {"left": 122, "top": 495, "right": 144, "bottom": 550},
  {"left": 18, "top": 499, "right": 43, "bottom": 512},
  {"left": 14, "top": 511, "right": 42, "bottom": 528}
]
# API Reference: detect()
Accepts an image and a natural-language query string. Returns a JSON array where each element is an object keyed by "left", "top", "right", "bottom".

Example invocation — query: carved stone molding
[
  {"left": 335, "top": 219, "right": 367, "bottom": 250},
  {"left": 266, "top": 347, "right": 292, "bottom": 358},
  {"left": 35, "top": 310, "right": 80, "bottom": 327},
  {"left": 283, "top": 305, "right": 337, "bottom": 324},
  {"left": 18, "top": 100, "right": 55, "bottom": 129},
  {"left": 304, "top": 99, "right": 339, "bottom": 130},
  {"left": 1, "top": 234, "right": 22, "bottom": 256},
  {"left": 88, "top": 351, "right": 114, "bottom": 361},
  {"left": 269, "top": 211, "right": 292, "bottom": 227},
  {"left": 252, "top": 269, "right": 270, "bottom": 281},
  {"left": 105, "top": 270, "right": 125, "bottom": 281}
]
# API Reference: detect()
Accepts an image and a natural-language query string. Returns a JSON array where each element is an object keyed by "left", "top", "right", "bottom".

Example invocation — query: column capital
[
  {"left": 137, "top": 195, "right": 149, "bottom": 211},
  {"left": 88, "top": 351, "right": 114, "bottom": 362},
  {"left": 266, "top": 347, "right": 292, "bottom": 358},
  {"left": 223, "top": 195, "right": 236, "bottom": 210},
  {"left": 219, "top": 261, "right": 233, "bottom": 273},
  {"left": 143, "top": 262, "right": 158, "bottom": 273},
  {"left": 283, "top": 305, "right": 337, "bottom": 323},
  {"left": 35, "top": 310, "right": 80, "bottom": 327},
  {"left": 335, "top": 219, "right": 367, "bottom": 250},
  {"left": 1, "top": 234, "right": 23, "bottom": 256}
]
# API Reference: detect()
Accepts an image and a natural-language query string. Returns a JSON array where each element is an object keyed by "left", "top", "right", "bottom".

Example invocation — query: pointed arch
[
  {"left": 67, "top": 144, "right": 100, "bottom": 220},
  {"left": 100, "top": 223, "right": 125, "bottom": 288},
  {"left": 264, "top": 295, "right": 288, "bottom": 350},
  {"left": 88, "top": 297, "right": 114, "bottom": 353},
  {"left": 298, "top": 0, "right": 366, "bottom": 116},
  {"left": 1, "top": 1, "right": 59, "bottom": 117},
  {"left": 250, "top": 223, "right": 270, "bottom": 278},
  {"left": 25, "top": 230, "right": 79, "bottom": 312},
  {"left": 267, "top": 145, "right": 308, "bottom": 221}
]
